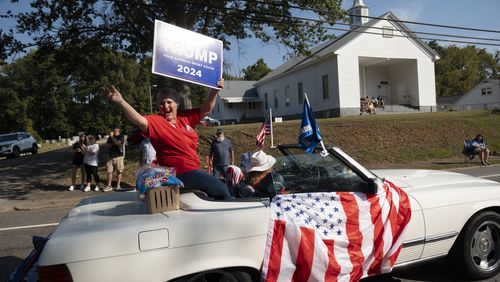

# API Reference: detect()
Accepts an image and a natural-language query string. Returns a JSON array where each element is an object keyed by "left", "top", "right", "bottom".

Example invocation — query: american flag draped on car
[
  {"left": 256, "top": 109, "right": 272, "bottom": 148},
  {"left": 261, "top": 180, "right": 412, "bottom": 282}
]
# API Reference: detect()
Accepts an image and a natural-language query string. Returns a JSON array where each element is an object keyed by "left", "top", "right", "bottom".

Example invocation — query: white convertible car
[{"left": 32, "top": 145, "right": 500, "bottom": 281}]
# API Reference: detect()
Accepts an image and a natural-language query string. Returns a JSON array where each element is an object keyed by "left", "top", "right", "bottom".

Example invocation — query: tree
[
  {"left": 429, "top": 41, "right": 500, "bottom": 97},
  {"left": 2, "top": 1, "right": 345, "bottom": 60},
  {"left": 1, "top": 50, "right": 72, "bottom": 139},
  {"left": 242, "top": 58, "right": 272, "bottom": 80},
  {"left": 0, "top": 88, "right": 29, "bottom": 133},
  {"left": 0, "top": 45, "right": 153, "bottom": 139}
]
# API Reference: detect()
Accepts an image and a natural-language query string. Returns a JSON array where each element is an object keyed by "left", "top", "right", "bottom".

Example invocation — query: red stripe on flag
[
  {"left": 323, "top": 239, "right": 340, "bottom": 282},
  {"left": 387, "top": 181, "right": 412, "bottom": 266},
  {"left": 384, "top": 183, "right": 399, "bottom": 240},
  {"left": 266, "top": 220, "right": 287, "bottom": 282},
  {"left": 292, "top": 227, "right": 315, "bottom": 282},
  {"left": 367, "top": 193, "right": 385, "bottom": 276},
  {"left": 339, "top": 193, "right": 364, "bottom": 282}
]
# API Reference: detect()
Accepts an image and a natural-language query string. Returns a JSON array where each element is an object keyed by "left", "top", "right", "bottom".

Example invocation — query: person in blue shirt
[
  {"left": 471, "top": 134, "right": 490, "bottom": 165},
  {"left": 209, "top": 128, "right": 234, "bottom": 178}
]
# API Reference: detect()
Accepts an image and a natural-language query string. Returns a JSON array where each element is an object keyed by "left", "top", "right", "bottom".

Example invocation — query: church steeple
[{"left": 348, "top": 0, "right": 369, "bottom": 30}]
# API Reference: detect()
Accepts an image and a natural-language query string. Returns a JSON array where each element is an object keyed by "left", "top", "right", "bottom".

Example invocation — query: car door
[
  {"left": 395, "top": 195, "right": 424, "bottom": 264},
  {"left": 274, "top": 145, "right": 422, "bottom": 264},
  {"left": 16, "top": 133, "right": 26, "bottom": 151},
  {"left": 20, "top": 133, "right": 30, "bottom": 151}
]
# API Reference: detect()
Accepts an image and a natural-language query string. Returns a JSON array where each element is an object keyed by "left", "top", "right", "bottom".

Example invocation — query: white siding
[
  {"left": 255, "top": 15, "right": 437, "bottom": 117},
  {"left": 453, "top": 80, "right": 500, "bottom": 110},
  {"left": 212, "top": 96, "right": 262, "bottom": 123},
  {"left": 256, "top": 56, "right": 340, "bottom": 117},
  {"left": 337, "top": 55, "right": 359, "bottom": 108},
  {"left": 336, "top": 19, "right": 436, "bottom": 108}
]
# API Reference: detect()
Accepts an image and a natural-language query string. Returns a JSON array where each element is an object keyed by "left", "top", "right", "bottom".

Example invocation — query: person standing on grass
[
  {"left": 105, "top": 126, "right": 125, "bottom": 192},
  {"left": 83, "top": 135, "right": 101, "bottom": 192},
  {"left": 69, "top": 133, "right": 87, "bottom": 191},
  {"left": 209, "top": 128, "right": 234, "bottom": 179}
]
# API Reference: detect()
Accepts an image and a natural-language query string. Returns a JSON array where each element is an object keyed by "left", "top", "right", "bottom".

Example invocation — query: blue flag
[{"left": 298, "top": 96, "right": 322, "bottom": 154}]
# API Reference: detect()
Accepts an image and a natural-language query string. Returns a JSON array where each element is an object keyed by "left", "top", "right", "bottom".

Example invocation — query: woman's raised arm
[{"left": 107, "top": 85, "right": 148, "bottom": 133}]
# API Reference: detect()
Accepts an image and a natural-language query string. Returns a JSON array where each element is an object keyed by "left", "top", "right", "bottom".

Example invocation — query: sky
[
  {"left": 1, "top": 0, "right": 500, "bottom": 76},
  {"left": 225, "top": 0, "right": 500, "bottom": 76}
]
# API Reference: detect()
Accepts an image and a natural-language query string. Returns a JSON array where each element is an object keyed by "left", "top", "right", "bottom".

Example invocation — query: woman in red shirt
[{"left": 107, "top": 80, "right": 231, "bottom": 200}]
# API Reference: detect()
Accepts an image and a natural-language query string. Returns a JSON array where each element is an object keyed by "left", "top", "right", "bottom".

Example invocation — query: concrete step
[{"left": 371, "top": 105, "right": 420, "bottom": 115}]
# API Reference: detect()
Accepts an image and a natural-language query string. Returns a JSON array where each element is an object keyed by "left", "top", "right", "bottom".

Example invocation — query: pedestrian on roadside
[
  {"left": 83, "top": 135, "right": 101, "bottom": 192},
  {"left": 69, "top": 133, "right": 87, "bottom": 191},
  {"left": 106, "top": 79, "right": 232, "bottom": 200},
  {"left": 105, "top": 125, "right": 125, "bottom": 192},
  {"left": 209, "top": 128, "right": 234, "bottom": 178}
]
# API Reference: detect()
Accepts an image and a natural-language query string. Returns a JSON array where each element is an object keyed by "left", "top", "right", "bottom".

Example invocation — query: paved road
[
  {"left": 1, "top": 164, "right": 499, "bottom": 281},
  {"left": 0, "top": 147, "right": 88, "bottom": 212}
]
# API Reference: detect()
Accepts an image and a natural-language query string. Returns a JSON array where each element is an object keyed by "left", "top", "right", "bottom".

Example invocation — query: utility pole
[{"left": 149, "top": 85, "right": 157, "bottom": 114}]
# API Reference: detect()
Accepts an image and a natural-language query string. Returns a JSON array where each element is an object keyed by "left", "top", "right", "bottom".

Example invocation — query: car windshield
[
  {"left": 0, "top": 134, "right": 17, "bottom": 142},
  {"left": 272, "top": 146, "right": 371, "bottom": 195}
]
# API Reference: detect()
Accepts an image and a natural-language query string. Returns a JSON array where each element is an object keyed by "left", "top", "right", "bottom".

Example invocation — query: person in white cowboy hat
[{"left": 238, "top": 150, "right": 279, "bottom": 198}]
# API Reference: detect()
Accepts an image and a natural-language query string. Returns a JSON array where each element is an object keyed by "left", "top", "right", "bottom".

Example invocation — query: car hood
[
  {"left": 372, "top": 169, "right": 500, "bottom": 208},
  {"left": 38, "top": 192, "right": 268, "bottom": 266}
]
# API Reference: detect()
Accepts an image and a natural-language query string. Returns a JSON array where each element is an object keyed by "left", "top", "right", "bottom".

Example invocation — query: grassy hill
[
  {"left": 197, "top": 110, "right": 500, "bottom": 168},
  {"left": 117, "top": 110, "right": 500, "bottom": 186}
]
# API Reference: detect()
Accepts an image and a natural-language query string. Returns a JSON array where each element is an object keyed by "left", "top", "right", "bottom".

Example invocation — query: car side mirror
[{"left": 367, "top": 178, "right": 383, "bottom": 195}]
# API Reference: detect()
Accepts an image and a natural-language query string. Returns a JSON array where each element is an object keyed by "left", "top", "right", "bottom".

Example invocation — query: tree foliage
[
  {"left": 0, "top": 46, "right": 152, "bottom": 139},
  {"left": 242, "top": 58, "right": 272, "bottom": 80},
  {"left": 1, "top": 0, "right": 345, "bottom": 60},
  {"left": 429, "top": 41, "right": 500, "bottom": 97}
]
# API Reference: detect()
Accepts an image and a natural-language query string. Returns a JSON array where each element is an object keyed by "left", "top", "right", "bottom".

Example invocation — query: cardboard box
[{"left": 145, "top": 186, "right": 180, "bottom": 214}]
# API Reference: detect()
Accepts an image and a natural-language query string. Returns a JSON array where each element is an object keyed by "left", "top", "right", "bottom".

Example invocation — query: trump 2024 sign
[{"left": 152, "top": 20, "right": 223, "bottom": 89}]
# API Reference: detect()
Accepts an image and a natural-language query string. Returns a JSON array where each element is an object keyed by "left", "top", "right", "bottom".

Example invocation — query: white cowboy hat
[{"left": 246, "top": 150, "right": 276, "bottom": 172}]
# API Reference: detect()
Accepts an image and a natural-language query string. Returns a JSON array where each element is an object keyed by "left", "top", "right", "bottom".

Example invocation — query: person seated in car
[{"left": 238, "top": 150, "right": 280, "bottom": 198}]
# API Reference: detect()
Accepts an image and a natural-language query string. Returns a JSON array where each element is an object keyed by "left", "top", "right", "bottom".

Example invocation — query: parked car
[
  {"left": 0, "top": 132, "right": 38, "bottom": 158},
  {"left": 27, "top": 145, "right": 500, "bottom": 281},
  {"left": 200, "top": 116, "right": 221, "bottom": 126}
]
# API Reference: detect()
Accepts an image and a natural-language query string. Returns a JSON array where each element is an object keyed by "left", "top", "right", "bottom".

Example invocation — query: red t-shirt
[{"left": 144, "top": 109, "right": 201, "bottom": 174}]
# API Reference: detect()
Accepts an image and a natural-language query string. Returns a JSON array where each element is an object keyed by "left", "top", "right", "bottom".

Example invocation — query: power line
[
  {"left": 176, "top": 2, "right": 500, "bottom": 47},
  {"left": 240, "top": 0, "right": 500, "bottom": 34}
]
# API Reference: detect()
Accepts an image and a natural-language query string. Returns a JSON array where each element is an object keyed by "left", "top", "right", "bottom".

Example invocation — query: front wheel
[
  {"left": 449, "top": 211, "right": 500, "bottom": 280},
  {"left": 32, "top": 144, "right": 38, "bottom": 154},
  {"left": 182, "top": 269, "right": 253, "bottom": 282},
  {"left": 11, "top": 146, "right": 20, "bottom": 158}
]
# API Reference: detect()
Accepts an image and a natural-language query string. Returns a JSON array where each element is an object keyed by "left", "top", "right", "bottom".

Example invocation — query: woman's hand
[
  {"left": 107, "top": 85, "right": 124, "bottom": 104},
  {"left": 216, "top": 78, "right": 224, "bottom": 89}
]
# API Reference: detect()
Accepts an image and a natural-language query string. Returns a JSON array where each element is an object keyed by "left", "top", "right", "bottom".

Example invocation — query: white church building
[{"left": 213, "top": 0, "right": 439, "bottom": 123}]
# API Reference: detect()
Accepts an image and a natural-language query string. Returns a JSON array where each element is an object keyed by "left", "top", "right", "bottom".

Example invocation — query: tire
[
  {"left": 184, "top": 269, "right": 253, "bottom": 282},
  {"left": 31, "top": 144, "right": 38, "bottom": 154},
  {"left": 11, "top": 146, "right": 20, "bottom": 158},
  {"left": 449, "top": 211, "right": 500, "bottom": 280}
]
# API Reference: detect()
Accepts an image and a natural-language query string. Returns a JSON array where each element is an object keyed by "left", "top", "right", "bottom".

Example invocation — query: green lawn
[{"left": 108, "top": 110, "right": 500, "bottom": 186}]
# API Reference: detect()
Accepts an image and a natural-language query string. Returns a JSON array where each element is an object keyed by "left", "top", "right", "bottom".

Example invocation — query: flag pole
[
  {"left": 304, "top": 93, "right": 329, "bottom": 157},
  {"left": 269, "top": 108, "right": 275, "bottom": 148}
]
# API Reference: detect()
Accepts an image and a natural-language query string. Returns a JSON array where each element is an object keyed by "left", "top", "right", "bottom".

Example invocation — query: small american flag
[
  {"left": 262, "top": 180, "right": 411, "bottom": 281},
  {"left": 256, "top": 109, "right": 272, "bottom": 148}
]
